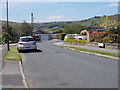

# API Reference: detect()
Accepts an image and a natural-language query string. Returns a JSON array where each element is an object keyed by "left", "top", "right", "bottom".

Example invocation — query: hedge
[
  {"left": 90, "top": 32, "right": 120, "bottom": 43},
  {"left": 65, "top": 38, "right": 87, "bottom": 44}
]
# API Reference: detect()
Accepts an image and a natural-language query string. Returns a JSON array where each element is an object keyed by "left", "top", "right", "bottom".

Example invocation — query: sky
[{"left": 0, "top": 1, "right": 119, "bottom": 23}]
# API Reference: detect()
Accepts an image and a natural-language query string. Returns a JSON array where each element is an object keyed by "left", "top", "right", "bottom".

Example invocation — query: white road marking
[{"left": 19, "top": 61, "right": 28, "bottom": 88}]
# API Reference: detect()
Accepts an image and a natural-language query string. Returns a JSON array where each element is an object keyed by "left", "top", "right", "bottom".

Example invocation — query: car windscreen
[
  {"left": 28, "top": 38, "right": 35, "bottom": 41},
  {"left": 78, "top": 35, "right": 83, "bottom": 36},
  {"left": 20, "top": 38, "right": 35, "bottom": 42}
]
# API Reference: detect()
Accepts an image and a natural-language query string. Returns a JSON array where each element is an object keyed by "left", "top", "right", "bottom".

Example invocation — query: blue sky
[{"left": 1, "top": 2, "right": 118, "bottom": 23}]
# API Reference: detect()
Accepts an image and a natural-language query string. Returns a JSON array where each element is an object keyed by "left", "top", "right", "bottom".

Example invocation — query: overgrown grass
[
  {"left": 3, "top": 47, "right": 21, "bottom": 61},
  {"left": 61, "top": 46, "right": 120, "bottom": 58}
]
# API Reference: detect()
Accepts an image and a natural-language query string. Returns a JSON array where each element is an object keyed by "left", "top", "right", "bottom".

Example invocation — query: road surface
[{"left": 22, "top": 41, "right": 118, "bottom": 88}]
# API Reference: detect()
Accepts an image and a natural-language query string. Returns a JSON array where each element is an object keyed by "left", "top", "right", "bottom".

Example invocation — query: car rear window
[{"left": 20, "top": 38, "right": 35, "bottom": 42}]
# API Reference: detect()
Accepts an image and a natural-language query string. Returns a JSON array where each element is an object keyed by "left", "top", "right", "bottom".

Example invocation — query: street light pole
[
  {"left": 6, "top": 0, "right": 10, "bottom": 51},
  {"left": 31, "top": 13, "right": 34, "bottom": 36}
]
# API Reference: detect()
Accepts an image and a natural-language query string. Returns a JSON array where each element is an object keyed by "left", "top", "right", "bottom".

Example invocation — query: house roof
[{"left": 32, "top": 29, "right": 48, "bottom": 34}]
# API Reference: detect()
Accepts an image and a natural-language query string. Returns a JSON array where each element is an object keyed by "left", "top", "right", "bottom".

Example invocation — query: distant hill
[
  {"left": 1, "top": 14, "right": 119, "bottom": 32},
  {"left": 0, "top": 20, "right": 21, "bottom": 26},
  {"left": 33, "top": 16, "right": 104, "bottom": 32},
  {"left": 109, "top": 14, "right": 120, "bottom": 20}
]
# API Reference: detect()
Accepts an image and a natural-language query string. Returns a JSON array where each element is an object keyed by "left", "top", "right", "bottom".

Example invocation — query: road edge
[
  {"left": 53, "top": 44, "right": 119, "bottom": 60},
  {"left": 19, "top": 59, "right": 28, "bottom": 88}
]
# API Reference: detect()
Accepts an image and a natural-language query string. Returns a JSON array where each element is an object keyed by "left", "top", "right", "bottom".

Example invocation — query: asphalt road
[{"left": 22, "top": 41, "right": 118, "bottom": 88}]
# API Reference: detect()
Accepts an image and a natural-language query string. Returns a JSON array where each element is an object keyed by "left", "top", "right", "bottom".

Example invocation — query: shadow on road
[{"left": 20, "top": 49, "right": 43, "bottom": 53}]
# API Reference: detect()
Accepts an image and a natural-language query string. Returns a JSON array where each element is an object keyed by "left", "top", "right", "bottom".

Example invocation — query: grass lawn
[
  {"left": 60, "top": 46, "right": 119, "bottom": 58},
  {"left": 3, "top": 47, "right": 21, "bottom": 61}
]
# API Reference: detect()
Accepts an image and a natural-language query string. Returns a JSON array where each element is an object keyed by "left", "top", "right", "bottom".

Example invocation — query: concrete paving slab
[{"left": 1, "top": 60, "right": 24, "bottom": 88}]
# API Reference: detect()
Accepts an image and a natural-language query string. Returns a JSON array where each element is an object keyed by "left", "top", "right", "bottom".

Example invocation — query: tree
[
  {"left": 2, "top": 24, "right": 15, "bottom": 42},
  {"left": 50, "top": 27, "right": 63, "bottom": 34},
  {"left": 20, "top": 21, "right": 32, "bottom": 36},
  {"left": 63, "top": 23, "right": 84, "bottom": 34},
  {"left": 101, "top": 16, "right": 118, "bottom": 34},
  {"left": 2, "top": 32, "right": 12, "bottom": 43}
]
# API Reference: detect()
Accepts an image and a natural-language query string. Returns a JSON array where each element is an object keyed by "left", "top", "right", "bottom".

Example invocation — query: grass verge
[
  {"left": 57, "top": 45, "right": 119, "bottom": 58},
  {"left": 3, "top": 47, "right": 21, "bottom": 61}
]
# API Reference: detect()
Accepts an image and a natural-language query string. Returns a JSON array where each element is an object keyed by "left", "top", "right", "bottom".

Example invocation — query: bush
[
  {"left": 59, "top": 33, "right": 67, "bottom": 40},
  {"left": 90, "top": 32, "right": 120, "bottom": 43},
  {"left": 103, "top": 37, "right": 109, "bottom": 43},
  {"left": 108, "top": 34, "right": 120, "bottom": 43},
  {"left": 90, "top": 32, "right": 108, "bottom": 43},
  {"left": 65, "top": 38, "right": 87, "bottom": 44}
]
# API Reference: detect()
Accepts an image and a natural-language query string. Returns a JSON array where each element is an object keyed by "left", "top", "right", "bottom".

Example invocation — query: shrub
[
  {"left": 108, "top": 34, "right": 120, "bottom": 43},
  {"left": 81, "top": 40, "right": 87, "bottom": 44},
  {"left": 65, "top": 38, "right": 87, "bottom": 44},
  {"left": 77, "top": 39, "right": 82, "bottom": 43},
  {"left": 103, "top": 37, "right": 109, "bottom": 43},
  {"left": 90, "top": 32, "right": 108, "bottom": 43},
  {"left": 59, "top": 33, "right": 67, "bottom": 40},
  {"left": 90, "top": 32, "right": 120, "bottom": 43}
]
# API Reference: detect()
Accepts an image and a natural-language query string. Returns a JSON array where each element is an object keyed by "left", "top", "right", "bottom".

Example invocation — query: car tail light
[{"left": 19, "top": 43, "right": 23, "bottom": 45}]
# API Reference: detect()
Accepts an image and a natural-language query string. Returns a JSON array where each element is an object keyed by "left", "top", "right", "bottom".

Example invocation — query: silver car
[
  {"left": 64, "top": 34, "right": 87, "bottom": 41},
  {"left": 17, "top": 36, "right": 37, "bottom": 52}
]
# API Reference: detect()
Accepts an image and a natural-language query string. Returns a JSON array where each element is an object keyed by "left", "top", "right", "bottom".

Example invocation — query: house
[
  {"left": 32, "top": 29, "right": 48, "bottom": 34},
  {"left": 85, "top": 26, "right": 104, "bottom": 33},
  {"left": 32, "top": 29, "right": 51, "bottom": 41}
]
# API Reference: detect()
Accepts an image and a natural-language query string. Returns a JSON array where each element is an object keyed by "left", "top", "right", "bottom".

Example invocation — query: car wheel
[
  {"left": 18, "top": 50, "right": 21, "bottom": 53},
  {"left": 79, "top": 38, "right": 82, "bottom": 40},
  {"left": 17, "top": 49, "right": 22, "bottom": 53}
]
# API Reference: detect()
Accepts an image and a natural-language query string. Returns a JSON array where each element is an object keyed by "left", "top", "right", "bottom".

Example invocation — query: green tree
[
  {"left": 101, "top": 16, "right": 118, "bottom": 34},
  {"left": 63, "top": 23, "right": 84, "bottom": 34},
  {"left": 2, "top": 24, "right": 16, "bottom": 42},
  {"left": 2, "top": 32, "right": 12, "bottom": 43},
  {"left": 20, "top": 21, "right": 32, "bottom": 36}
]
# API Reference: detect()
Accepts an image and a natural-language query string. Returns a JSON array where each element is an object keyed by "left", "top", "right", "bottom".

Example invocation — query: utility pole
[
  {"left": 31, "top": 13, "right": 34, "bottom": 36},
  {"left": 6, "top": 0, "right": 10, "bottom": 51}
]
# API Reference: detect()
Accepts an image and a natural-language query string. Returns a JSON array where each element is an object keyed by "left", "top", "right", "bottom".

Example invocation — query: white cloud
[
  {"left": 37, "top": 15, "right": 84, "bottom": 22},
  {"left": 106, "top": 3, "right": 119, "bottom": 7},
  {"left": 48, "top": 15, "right": 65, "bottom": 20},
  {"left": 38, "top": 15, "right": 70, "bottom": 22}
]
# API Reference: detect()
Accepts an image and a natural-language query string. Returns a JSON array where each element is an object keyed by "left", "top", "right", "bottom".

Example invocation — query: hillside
[
  {"left": 33, "top": 16, "right": 104, "bottom": 32},
  {"left": 1, "top": 14, "right": 119, "bottom": 33},
  {"left": 0, "top": 20, "right": 21, "bottom": 26}
]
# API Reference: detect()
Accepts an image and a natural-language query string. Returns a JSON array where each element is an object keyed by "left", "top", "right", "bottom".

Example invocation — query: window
[{"left": 20, "top": 38, "right": 35, "bottom": 42}]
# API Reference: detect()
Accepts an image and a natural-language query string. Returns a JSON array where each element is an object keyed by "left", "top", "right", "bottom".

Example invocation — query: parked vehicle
[
  {"left": 64, "top": 34, "right": 87, "bottom": 41},
  {"left": 17, "top": 36, "right": 37, "bottom": 52}
]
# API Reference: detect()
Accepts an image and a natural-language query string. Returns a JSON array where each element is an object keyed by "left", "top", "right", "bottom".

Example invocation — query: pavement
[
  {"left": 53, "top": 41, "right": 119, "bottom": 53},
  {"left": 53, "top": 41, "right": 120, "bottom": 60},
  {"left": 1, "top": 60, "right": 25, "bottom": 88},
  {"left": 0, "top": 44, "right": 25, "bottom": 89}
]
